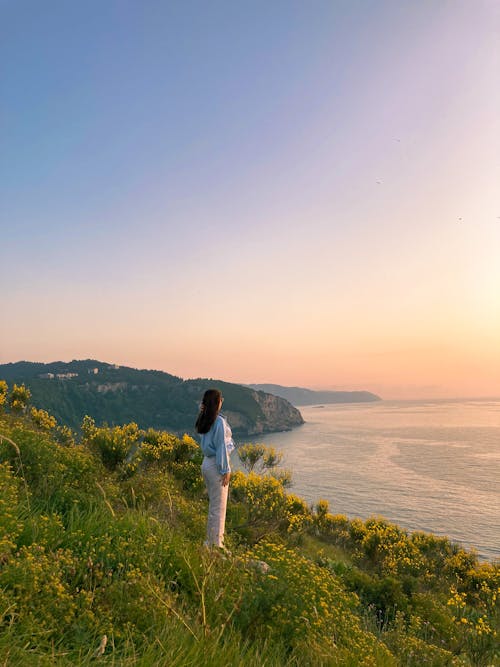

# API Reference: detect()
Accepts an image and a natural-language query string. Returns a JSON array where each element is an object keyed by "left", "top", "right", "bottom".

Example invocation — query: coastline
[{"left": 244, "top": 398, "right": 500, "bottom": 562}]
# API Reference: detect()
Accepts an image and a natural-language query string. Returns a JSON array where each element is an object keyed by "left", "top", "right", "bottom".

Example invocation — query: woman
[{"left": 195, "top": 389, "right": 235, "bottom": 549}]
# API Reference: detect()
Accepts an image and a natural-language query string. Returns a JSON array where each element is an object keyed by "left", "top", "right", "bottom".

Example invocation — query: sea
[{"left": 246, "top": 399, "right": 500, "bottom": 562}]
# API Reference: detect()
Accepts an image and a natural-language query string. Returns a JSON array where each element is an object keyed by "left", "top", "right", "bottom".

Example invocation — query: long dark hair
[{"left": 195, "top": 389, "right": 222, "bottom": 434}]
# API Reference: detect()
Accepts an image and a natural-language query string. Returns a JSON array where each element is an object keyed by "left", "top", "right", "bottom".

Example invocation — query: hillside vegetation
[
  {"left": 0, "top": 361, "right": 303, "bottom": 436},
  {"left": 0, "top": 382, "right": 498, "bottom": 666}
]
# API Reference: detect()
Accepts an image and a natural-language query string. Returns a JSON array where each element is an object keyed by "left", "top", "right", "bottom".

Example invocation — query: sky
[{"left": 1, "top": 0, "right": 499, "bottom": 400}]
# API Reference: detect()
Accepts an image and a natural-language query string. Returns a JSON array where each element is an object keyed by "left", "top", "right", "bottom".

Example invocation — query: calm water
[{"left": 248, "top": 399, "right": 500, "bottom": 561}]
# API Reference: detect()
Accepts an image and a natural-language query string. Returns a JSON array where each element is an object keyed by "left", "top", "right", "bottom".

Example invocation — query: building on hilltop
[{"left": 88, "top": 368, "right": 99, "bottom": 375}]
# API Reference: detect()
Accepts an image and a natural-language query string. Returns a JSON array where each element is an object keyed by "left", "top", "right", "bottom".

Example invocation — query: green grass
[{"left": 0, "top": 409, "right": 498, "bottom": 666}]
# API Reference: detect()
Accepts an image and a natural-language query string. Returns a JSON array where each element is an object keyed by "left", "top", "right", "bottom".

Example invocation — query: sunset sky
[{"left": 1, "top": 1, "right": 499, "bottom": 399}]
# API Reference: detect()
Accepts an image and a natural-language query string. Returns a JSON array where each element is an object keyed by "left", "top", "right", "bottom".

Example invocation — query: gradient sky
[{"left": 1, "top": 1, "right": 499, "bottom": 399}]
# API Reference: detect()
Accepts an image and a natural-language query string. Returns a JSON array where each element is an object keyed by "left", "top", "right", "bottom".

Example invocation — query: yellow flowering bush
[
  {"left": 446, "top": 580, "right": 499, "bottom": 663},
  {"left": 0, "top": 423, "right": 105, "bottom": 513},
  {"left": 231, "top": 471, "right": 286, "bottom": 525},
  {"left": 0, "top": 380, "right": 7, "bottom": 410},
  {"left": 30, "top": 407, "right": 57, "bottom": 431},
  {"left": 0, "top": 409, "right": 498, "bottom": 666},
  {"left": 463, "top": 562, "right": 499, "bottom": 616},
  {"left": 54, "top": 424, "right": 76, "bottom": 447},
  {"left": 359, "top": 518, "right": 425, "bottom": 576},
  {"left": 230, "top": 471, "right": 312, "bottom": 538},
  {"left": 0, "top": 463, "right": 23, "bottom": 560},
  {"left": 141, "top": 430, "right": 200, "bottom": 463},
  {"left": 443, "top": 549, "right": 479, "bottom": 581},
  {"left": 21, "top": 511, "right": 66, "bottom": 548},
  {"left": 8, "top": 383, "right": 31, "bottom": 414},
  {"left": 141, "top": 429, "right": 203, "bottom": 491},
  {"left": 237, "top": 540, "right": 394, "bottom": 664},
  {"left": 314, "top": 508, "right": 351, "bottom": 544},
  {"left": 0, "top": 545, "right": 80, "bottom": 639},
  {"left": 141, "top": 428, "right": 179, "bottom": 462},
  {"left": 383, "top": 628, "right": 461, "bottom": 666},
  {"left": 237, "top": 443, "right": 267, "bottom": 472},
  {"left": 84, "top": 419, "right": 141, "bottom": 470}
]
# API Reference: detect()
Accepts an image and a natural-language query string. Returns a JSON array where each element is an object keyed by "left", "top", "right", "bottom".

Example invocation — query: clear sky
[{"left": 1, "top": 1, "right": 499, "bottom": 399}]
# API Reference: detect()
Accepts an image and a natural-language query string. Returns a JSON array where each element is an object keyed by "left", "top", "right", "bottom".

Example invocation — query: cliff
[{"left": 224, "top": 388, "right": 304, "bottom": 435}]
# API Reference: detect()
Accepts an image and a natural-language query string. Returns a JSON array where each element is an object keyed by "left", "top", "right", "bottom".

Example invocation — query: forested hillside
[{"left": 0, "top": 361, "right": 303, "bottom": 436}]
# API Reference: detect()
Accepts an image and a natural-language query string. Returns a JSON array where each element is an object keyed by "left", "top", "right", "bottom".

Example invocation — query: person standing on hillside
[{"left": 195, "top": 389, "right": 235, "bottom": 550}]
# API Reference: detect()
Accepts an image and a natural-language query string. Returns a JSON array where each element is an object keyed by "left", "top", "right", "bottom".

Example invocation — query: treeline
[
  {"left": 0, "top": 382, "right": 498, "bottom": 665},
  {"left": 0, "top": 361, "right": 303, "bottom": 435}
]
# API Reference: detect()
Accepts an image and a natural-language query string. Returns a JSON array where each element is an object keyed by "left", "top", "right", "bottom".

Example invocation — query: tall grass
[{"left": 0, "top": 410, "right": 498, "bottom": 666}]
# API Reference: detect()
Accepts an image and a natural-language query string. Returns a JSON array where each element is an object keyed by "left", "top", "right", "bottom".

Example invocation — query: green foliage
[
  {"left": 230, "top": 471, "right": 311, "bottom": 539},
  {"left": 262, "top": 446, "right": 283, "bottom": 469},
  {"left": 0, "top": 407, "right": 498, "bottom": 666},
  {"left": 383, "top": 613, "right": 461, "bottom": 667},
  {"left": 0, "top": 380, "right": 7, "bottom": 409},
  {"left": 0, "top": 463, "right": 23, "bottom": 559},
  {"left": 238, "top": 443, "right": 267, "bottom": 471},
  {"left": 0, "top": 420, "right": 104, "bottom": 514},
  {"left": 236, "top": 443, "right": 294, "bottom": 512},
  {"left": 30, "top": 406, "right": 57, "bottom": 430},
  {"left": 9, "top": 383, "right": 31, "bottom": 414},
  {"left": 83, "top": 419, "right": 141, "bottom": 470},
  {"left": 0, "top": 361, "right": 303, "bottom": 437},
  {"left": 0, "top": 544, "right": 81, "bottom": 640},
  {"left": 237, "top": 540, "right": 396, "bottom": 665},
  {"left": 312, "top": 507, "right": 500, "bottom": 665},
  {"left": 54, "top": 424, "right": 77, "bottom": 446},
  {"left": 238, "top": 443, "right": 284, "bottom": 473},
  {"left": 316, "top": 498, "right": 330, "bottom": 517}
]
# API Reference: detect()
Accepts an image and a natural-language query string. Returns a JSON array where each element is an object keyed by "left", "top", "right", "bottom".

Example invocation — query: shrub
[
  {"left": 237, "top": 540, "right": 395, "bottom": 664},
  {"left": 237, "top": 443, "right": 283, "bottom": 474},
  {"left": 141, "top": 430, "right": 203, "bottom": 491},
  {"left": 0, "top": 410, "right": 497, "bottom": 666},
  {"left": 0, "top": 381, "right": 7, "bottom": 410},
  {"left": 0, "top": 423, "right": 104, "bottom": 512},
  {"left": 0, "top": 545, "right": 81, "bottom": 641},
  {"left": 54, "top": 424, "right": 76, "bottom": 447},
  {"left": 0, "top": 463, "right": 23, "bottom": 560},
  {"left": 384, "top": 622, "right": 460, "bottom": 666},
  {"left": 9, "top": 384, "right": 31, "bottom": 414},
  {"left": 30, "top": 407, "right": 57, "bottom": 431},
  {"left": 237, "top": 443, "right": 267, "bottom": 472},
  {"left": 84, "top": 421, "right": 141, "bottom": 471}
]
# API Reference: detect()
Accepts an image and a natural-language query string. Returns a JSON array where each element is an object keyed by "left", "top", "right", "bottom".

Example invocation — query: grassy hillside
[
  {"left": 0, "top": 361, "right": 303, "bottom": 436},
  {"left": 0, "top": 393, "right": 498, "bottom": 665}
]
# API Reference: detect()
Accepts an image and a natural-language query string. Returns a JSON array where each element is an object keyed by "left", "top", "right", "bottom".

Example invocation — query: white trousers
[{"left": 201, "top": 456, "right": 229, "bottom": 548}]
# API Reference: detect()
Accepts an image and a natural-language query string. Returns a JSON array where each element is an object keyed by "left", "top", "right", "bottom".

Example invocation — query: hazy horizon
[{"left": 1, "top": 2, "right": 499, "bottom": 401}]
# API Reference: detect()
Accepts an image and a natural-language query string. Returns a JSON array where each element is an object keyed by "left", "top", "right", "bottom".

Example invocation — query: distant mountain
[
  {"left": 247, "top": 384, "right": 381, "bottom": 406},
  {"left": 0, "top": 360, "right": 304, "bottom": 436}
]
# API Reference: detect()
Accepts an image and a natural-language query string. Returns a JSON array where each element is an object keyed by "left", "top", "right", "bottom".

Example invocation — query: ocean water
[{"left": 248, "top": 399, "right": 500, "bottom": 561}]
